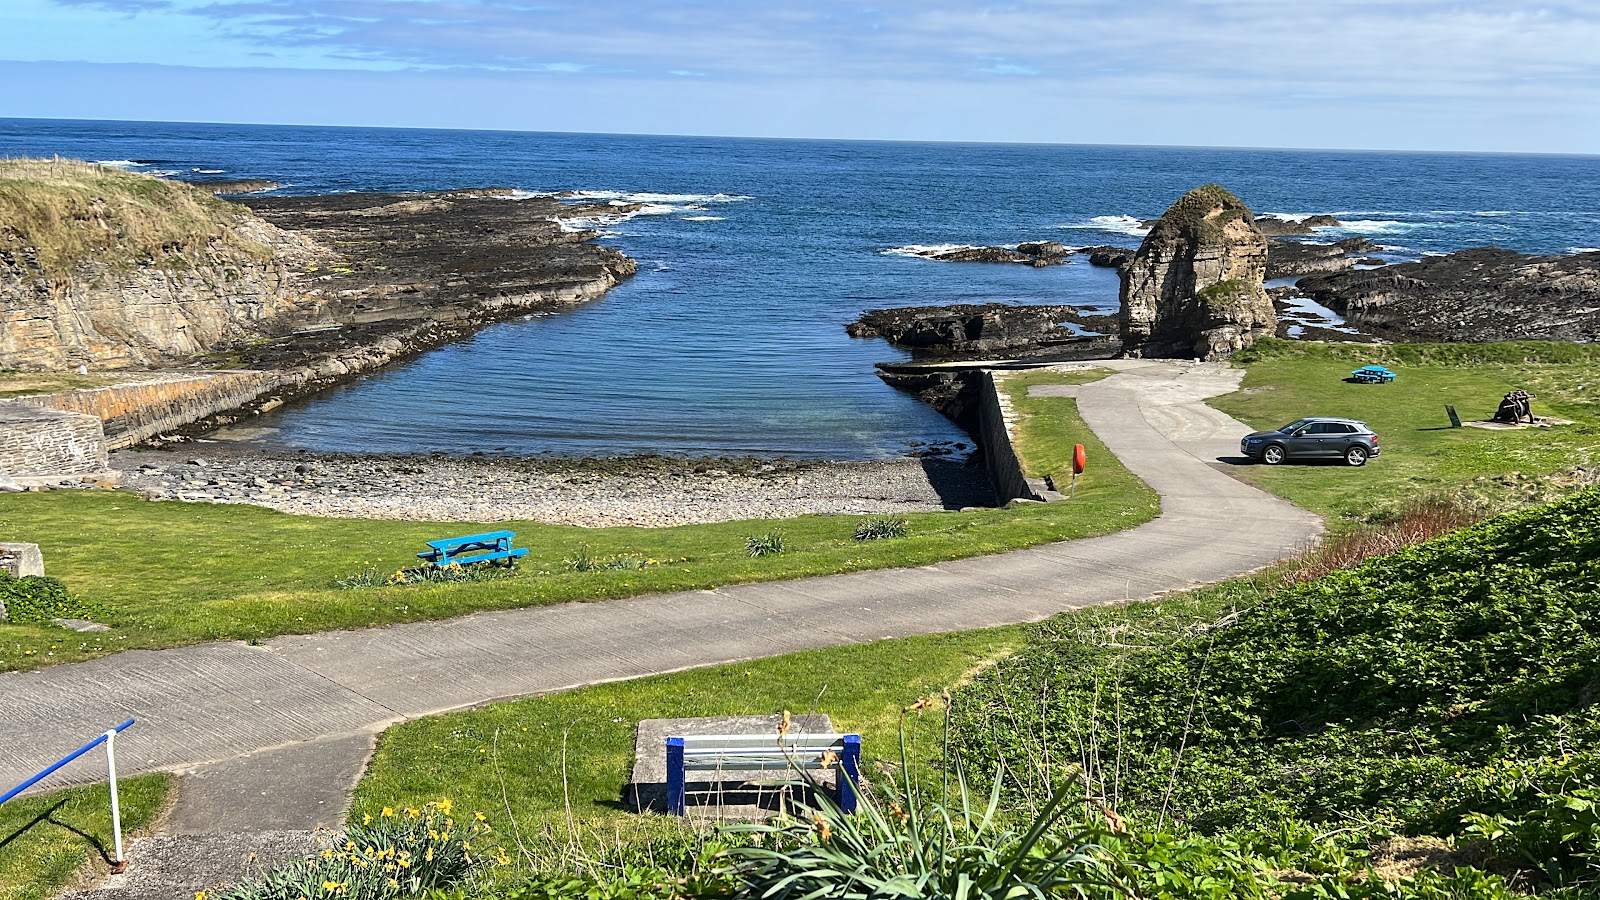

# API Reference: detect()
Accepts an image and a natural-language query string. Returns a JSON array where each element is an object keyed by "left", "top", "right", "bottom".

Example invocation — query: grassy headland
[{"left": 0, "top": 157, "right": 265, "bottom": 278}]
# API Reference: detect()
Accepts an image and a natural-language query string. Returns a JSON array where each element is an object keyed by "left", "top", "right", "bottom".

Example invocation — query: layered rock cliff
[
  {"left": 0, "top": 158, "right": 330, "bottom": 369},
  {"left": 1118, "top": 184, "right": 1275, "bottom": 360},
  {"left": 0, "top": 160, "right": 636, "bottom": 382}
]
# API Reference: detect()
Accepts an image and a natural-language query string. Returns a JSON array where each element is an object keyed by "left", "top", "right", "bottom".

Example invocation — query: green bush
[
  {"left": 0, "top": 570, "right": 98, "bottom": 623},
  {"left": 853, "top": 517, "right": 909, "bottom": 542},
  {"left": 744, "top": 532, "right": 784, "bottom": 558}
]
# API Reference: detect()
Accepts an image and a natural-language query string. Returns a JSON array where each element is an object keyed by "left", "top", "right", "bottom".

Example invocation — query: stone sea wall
[
  {"left": 977, "top": 371, "right": 1058, "bottom": 505},
  {"left": 0, "top": 404, "right": 108, "bottom": 476},
  {"left": 17, "top": 371, "right": 282, "bottom": 450}
]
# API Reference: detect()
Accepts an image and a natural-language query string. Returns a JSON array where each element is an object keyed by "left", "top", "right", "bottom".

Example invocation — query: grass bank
[
  {"left": 350, "top": 625, "right": 1033, "bottom": 876},
  {"left": 0, "top": 157, "right": 263, "bottom": 277},
  {"left": 1210, "top": 339, "right": 1600, "bottom": 524},
  {"left": 0, "top": 774, "right": 170, "bottom": 900},
  {"left": 0, "top": 370, "right": 1155, "bottom": 672}
]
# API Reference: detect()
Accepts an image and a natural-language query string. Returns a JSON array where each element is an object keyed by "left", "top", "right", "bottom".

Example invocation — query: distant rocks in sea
[
  {"left": 1296, "top": 247, "right": 1600, "bottom": 343},
  {"left": 1255, "top": 214, "right": 1343, "bottom": 236},
  {"left": 892, "top": 241, "right": 1073, "bottom": 266},
  {"left": 848, "top": 302, "right": 1114, "bottom": 360},
  {"left": 184, "top": 178, "right": 282, "bottom": 195},
  {"left": 1266, "top": 237, "right": 1382, "bottom": 279}
]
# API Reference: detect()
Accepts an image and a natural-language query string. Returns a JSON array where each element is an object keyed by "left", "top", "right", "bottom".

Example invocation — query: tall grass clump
[
  {"left": 745, "top": 532, "right": 784, "bottom": 558},
  {"left": 853, "top": 516, "right": 909, "bottom": 541}
]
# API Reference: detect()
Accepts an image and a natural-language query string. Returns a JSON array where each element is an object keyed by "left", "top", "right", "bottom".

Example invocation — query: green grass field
[
  {"left": 0, "top": 775, "right": 170, "bottom": 900},
  {"left": 0, "top": 373, "right": 1157, "bottom": 673},
  {"left": 1209, "top": 340, "right": 1600, "bottom": 524}
]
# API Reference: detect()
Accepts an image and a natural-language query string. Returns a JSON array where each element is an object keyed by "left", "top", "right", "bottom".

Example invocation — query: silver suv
[{"left": 1240, "top": 417, "right": 1381, "bottom": 467}]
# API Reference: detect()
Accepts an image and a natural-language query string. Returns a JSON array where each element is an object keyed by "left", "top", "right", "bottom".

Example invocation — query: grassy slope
[
  {"left": 1209, "top": 340, "right": 1600, "bottom": 523},
  {"left": 0, "top": 157, "right": 261, "bottom": 277},
  {"left": 351, "top": 626, "right": 1027, "bottom": 875},
  {"left": 0, "top": 370, "right": 1158, "bottom": 672},
  {"left": 0, "top": 775, "right": 170, "bottom": 900}
]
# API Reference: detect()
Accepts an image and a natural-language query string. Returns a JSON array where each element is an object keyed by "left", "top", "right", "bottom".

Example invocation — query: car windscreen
[{"left": 1279, "top": 419, "right": 1311, "bottom": 433}]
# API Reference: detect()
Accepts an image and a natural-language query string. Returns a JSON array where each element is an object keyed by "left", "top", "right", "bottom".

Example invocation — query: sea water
[{"left": 4, "top": 119, "right": 1598, "bottom": 458}]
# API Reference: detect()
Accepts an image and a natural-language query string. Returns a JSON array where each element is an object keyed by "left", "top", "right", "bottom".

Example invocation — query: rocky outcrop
[
  {"left": 1266, "top": 237, "right": 1381, "bottom": 279},
  {"left": 1083, "top": 246, "right": 1135, "bottom": 269},
  {"left": 900, "top": 242, "right": 1071, "bottom": 267},
  {"left": 1118, "top": 184, "right": 1275, "bottom": 360},
  {"left": 1297, "top": 248, "right": 1600, "bottom": 343},
  {"left": 848, "top": 303, "right": 1116, "bottom": 360},
  {"left": 1255, "top": 214, "right": 1342, "bottom": 236}
]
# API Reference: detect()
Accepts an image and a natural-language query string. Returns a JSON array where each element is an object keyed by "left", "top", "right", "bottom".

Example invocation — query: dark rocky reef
[
  {"left": 848, "top": 303, "right": 1117, "bottom": 361},
  {"left": 902, "top": 241, "right": 1072, "bottom": 267},
  {"left": 1118, "top": 184, "right": 1275, "bottom": 360},
  {"left": 1083, "top": 246, "right": 1135, "bottom": 270},
  {"left": 1296, "top": 248, "right": 1600, "bottom": 343},
  {"left": 1255, "top": 214, "right": 1342, "bottom": 236},
  {"left": 1266, "top": 237, "right": 1381, "bottom": 279},
  {"left": 186, "top": 178, "right": 283, "bottom": 195}
]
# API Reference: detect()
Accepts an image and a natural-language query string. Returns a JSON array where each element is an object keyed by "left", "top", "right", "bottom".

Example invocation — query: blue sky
[{"left": 3, "top": 0, "right": 1598, "bottom": 152}]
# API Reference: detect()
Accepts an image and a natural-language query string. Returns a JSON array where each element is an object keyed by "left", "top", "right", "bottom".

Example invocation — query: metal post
[
  {"left": 106, "top": 729, "right": 126, "bottom": 873},
  {"left": 1069, "top": 471, "right": 1077, "bottom": 499},
  {"left": 837, "top": 734, "right": 861, "bottom": 814},
  {"left": 666, "top": 737, "right": 686, "bottom": 815}
]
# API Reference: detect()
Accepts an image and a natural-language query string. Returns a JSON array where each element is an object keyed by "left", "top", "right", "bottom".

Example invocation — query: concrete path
[{"left": 0, "top": 360, "right": 1320, "bottom": 824}]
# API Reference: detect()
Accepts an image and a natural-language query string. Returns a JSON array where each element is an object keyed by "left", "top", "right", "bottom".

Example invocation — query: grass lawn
[
  {"left": 0, "top": 774, "right": 170, "bottom": 900},
  {"left": 351, "top": 585, "right": 1243, "bottom": 878},
  {"left": 1210, "top": 340, "right": 1600, "bottom": 524},
  {"left": 0, "top": 373, "right": 1158, "bottom": 673},
  {"left": 352, "top": 626, "right": 1024, "bottom": 873}
]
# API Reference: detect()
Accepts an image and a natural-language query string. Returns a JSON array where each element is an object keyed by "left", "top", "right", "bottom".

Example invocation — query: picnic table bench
[
  {"left": 1350, "top": 365, "right": 1397, "bottom": 384},
  {"left": 667, "top": 733, "right": 861, "bottom": 815},
  {"left": 416, "top": 530, "right": 529, "bottom": 567}
]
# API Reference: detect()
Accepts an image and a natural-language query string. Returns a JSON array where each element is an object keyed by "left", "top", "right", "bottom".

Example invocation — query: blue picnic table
[
  {"left": 1350, "top": 365, "right": 1396, "bottom": 384},
  {"left": 416, "top": 530, "right": 529, "bottom": 567}
]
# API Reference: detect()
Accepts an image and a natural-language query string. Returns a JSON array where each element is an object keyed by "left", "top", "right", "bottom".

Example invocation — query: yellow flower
[
  {"left": 474, "top": 811, "right": 487, "bottom": 822},
  {"left": 495, "top": 847, "right": 512, "bottom": 866},
  {"left": 381, "top": 806, "right": 394, "bottom": 817},
  {"left": 405, "top": 807, "right": 420, "bottom": 818},
  {"left": 320, "top": 849, "right": 335, "bottom": 859},
  {"left": 425, "top": 847, "right": 435, "bottom": 862},
  {"left": 362, "top": 814, "right": 372, "bottom": 825},
  {"left": 196, "top": 893, "right": 207, "bottom": 900}
]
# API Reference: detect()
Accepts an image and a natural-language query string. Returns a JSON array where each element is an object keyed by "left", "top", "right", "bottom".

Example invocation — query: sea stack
[{"left": 1118, "top": 184, "right": 1275, "bottom": 360}]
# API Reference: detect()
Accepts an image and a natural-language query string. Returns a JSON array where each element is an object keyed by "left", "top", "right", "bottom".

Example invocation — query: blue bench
[
  {"left": 667, "top": 733, "right": 861, "bottom": 815},
  {"left": 416, "top": 530, "right": 529, "bottom": 567},
  {"left": 1350, "top": 365, "right": 1396, "bottom": 384}
]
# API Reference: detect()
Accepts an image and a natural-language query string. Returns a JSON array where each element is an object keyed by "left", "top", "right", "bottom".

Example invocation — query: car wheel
[
  {"left": 1345, "top": 446, "right": 1369, "bottom": 467},
  {"left": 1262, "top": 444, "right": 1287, "bottom": 465}
]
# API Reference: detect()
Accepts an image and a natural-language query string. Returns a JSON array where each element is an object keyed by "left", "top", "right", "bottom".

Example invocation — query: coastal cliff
[
  {"left": 0, "top": 158, "right": 331, "bottom": 369},
  {"left": 1118, "top": 184, "right": 1275, "bottom": 360}
]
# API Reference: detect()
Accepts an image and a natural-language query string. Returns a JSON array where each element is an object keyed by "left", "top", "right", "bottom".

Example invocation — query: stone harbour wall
[
  {"left": 0, "top": 404, "right": 109, "bottom": 476},
  {"left": 977, "top": 371, "right": 1059, "bottom": 505},
  {"left": 19, "top": 371, "right": 281, "bottom": 450}
]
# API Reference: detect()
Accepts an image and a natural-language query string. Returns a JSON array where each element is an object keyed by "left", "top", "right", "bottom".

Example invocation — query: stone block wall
[
  {"left": 0, "top": 404, "right": 109, "bottom": 476},
  {"left": 976, "top": 371, "right": 1056, "bottom": 504},
  {"left": 20, "top": 371, "right": 280, "bottom": 449}
]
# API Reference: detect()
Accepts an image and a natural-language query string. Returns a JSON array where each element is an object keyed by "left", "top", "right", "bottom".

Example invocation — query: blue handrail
[{"left": 0, "top": 719, "right": 135, "bottom": 806}]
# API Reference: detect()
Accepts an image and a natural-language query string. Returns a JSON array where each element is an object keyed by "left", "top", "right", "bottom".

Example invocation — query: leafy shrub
[
  {"left": 385, "top": 562, "right": 518, "bottom": 587},
  {"left": 720, "top": 758, "right": 1125, "bottom": 900},
  {"left": 0, "top": 571, "right": 99, "bottom": 623},
  {"left": 948, "top": 489, "right": 1600, "bottom": 892},
  {"left": 564, "top": 547, "right": 653, "bottom": 573},
  {"left": 744, "top": 532, "right": 784, "bottom": 558},
  {"left": 853, "top": 516, "right": 909, "bottom": 542},
  {"left": 211, "top": 800, "right": 494, "bottom": 900}
]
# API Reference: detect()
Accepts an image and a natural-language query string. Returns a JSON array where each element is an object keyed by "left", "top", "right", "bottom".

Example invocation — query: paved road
[{"left": 0, "top": 360, "right": 1321, "bottom": 806}]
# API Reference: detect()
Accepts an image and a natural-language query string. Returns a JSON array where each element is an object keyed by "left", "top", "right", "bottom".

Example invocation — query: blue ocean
[{"left": 4, "top": 119, "right": 1598, "bottom": 458}]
